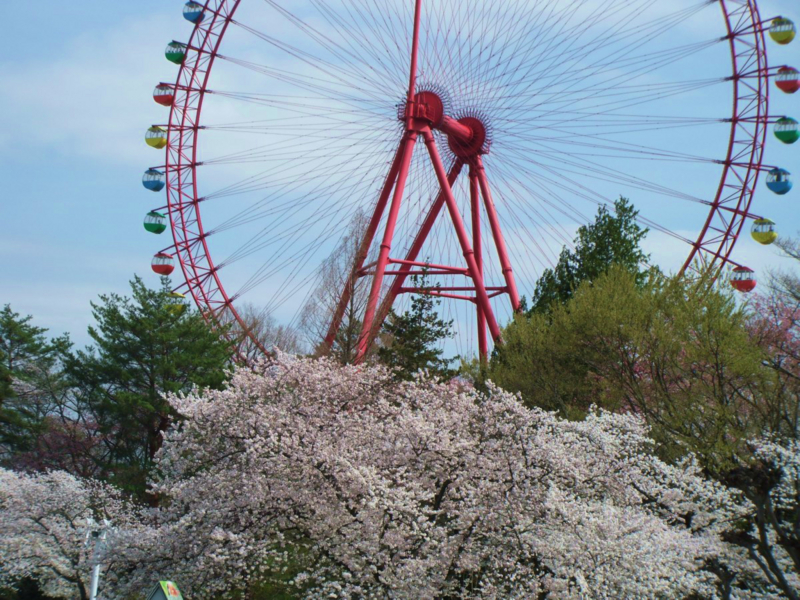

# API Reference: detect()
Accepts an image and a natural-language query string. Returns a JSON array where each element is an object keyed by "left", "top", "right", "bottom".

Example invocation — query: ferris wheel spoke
[
  {"left": 500, "top": 154, "right": 699, "bottom": 246},
  {"left": 489, "top": 160, "right": 590, "bottom": 239},
  {"left": 199, "top": 126, "right": 396, "bottom": 165},
  {"left": 489, "top": 162, "right": 591, "bottom": 258},
  {"left": 484, "top": 0, "right": 652, "bottom": 102},
  {"left": 350, "top": 0, "right": 409, "bottom": 79},
  {"left": 234, "top": 10, "right": 397, "bottom": 96},
  {"left": 211, "top": 153, "right": 394, "bottom": 250},
  {"left": 515, "top": 170, "right": 696, "bottom": 258},
  {"left": 305, "top": 0, "right": 407, "bottom": 87},
  {"left": 500, "top": 150, "right": 683, "bottom": 215},
  {"left": 216, "top": 140, "right": 405, "bottom": 269},
  {"left": 488, "top": 165, "right": 578, "bottom": 254},
  {"left": 202, "top": 111, "right": 394, "bottom": 132},
  {"left": 488, "top": 0, "right": 707, "bottom": 106},
  {"left": 498, "top": 118, "right": 722, "bottom": 140},
  {"left": 197, "top": 122, "right": 398, "bottom": 204},
  {"left": 501, "top": 128, "right": 723, "bottom": 165},
  {"left": 202, "top": 144, "right": 395, "bottom": 201},
  {"left": 497, "top": 30, "right": 717, "bottom": 121},
  {"left": 456, "top": 0, "right": 608, "bottom": 102},
  {"left": 223, "top": 202, "right": 359, "bottom": 282},
  {"left": 238, "top": 194, "right": 375, "bottom": 306},
  {"left": 205, "top": 92, "right": 396, "bottom": 122},
  {"left": 209, "top": 152, "right": 394, "bottom": 235},
  {"left": 498, "top": 40, "right": 721, "bottom": 123},
  {"left": 505, "top": 146, "right": 711, "bottom": 205},
  {"left": 218, "top": 55, "right": 391, "bottom": 103},
  {"left": 499, "top": 75, "right": 722, "bottom": 118}
]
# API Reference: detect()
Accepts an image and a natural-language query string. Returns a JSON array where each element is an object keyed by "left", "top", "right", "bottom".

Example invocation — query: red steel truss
[{"left": 682, "top": 0, "right": 769, "bottom": 272}]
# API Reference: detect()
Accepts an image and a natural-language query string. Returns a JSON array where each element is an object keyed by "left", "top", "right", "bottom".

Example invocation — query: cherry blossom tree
[
  {"left": 0, "top": 469, "right": 139, "bottom": 599},
  {"left": 112, "top": 354, "right": 748, "bottom": 598}
]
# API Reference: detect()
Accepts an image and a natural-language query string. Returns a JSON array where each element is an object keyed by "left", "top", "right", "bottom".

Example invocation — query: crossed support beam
[{"left": 324, "top": 105, "right": 521, "bottom": 363}]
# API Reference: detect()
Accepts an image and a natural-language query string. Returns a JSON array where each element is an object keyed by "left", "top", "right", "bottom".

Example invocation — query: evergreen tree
[
  {"left": 0, "top": 305, "right": 69, "bottom": 460},
  {"left": 66, "top": 276, "right": 233, "bottom": 495},
  {"left": 528, "top": 197, "right": 651, "bottom": 314},
  {"left": 378, "top": 275, "right": 456, "bottom": 380}
]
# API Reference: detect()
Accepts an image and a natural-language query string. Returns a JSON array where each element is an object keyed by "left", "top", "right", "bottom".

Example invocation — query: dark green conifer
[{"left": 378, "top": 274, "right": 456, "bottom": 381}]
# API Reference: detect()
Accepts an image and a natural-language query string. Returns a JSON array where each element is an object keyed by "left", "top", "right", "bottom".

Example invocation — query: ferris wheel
[{"left": 142, "top": 0, "right": 797, "bottom": 360}]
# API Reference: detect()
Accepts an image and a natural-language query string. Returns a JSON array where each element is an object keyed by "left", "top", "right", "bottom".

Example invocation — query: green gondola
[
  {"left": 775, "top": 117, "right": 800, "bottom": 144},
  {"left": 165, "top": 41, "right": 188, "bottom": 64},
  {"left": 144, "top": 211, "right": 168, "bottom": 234}
]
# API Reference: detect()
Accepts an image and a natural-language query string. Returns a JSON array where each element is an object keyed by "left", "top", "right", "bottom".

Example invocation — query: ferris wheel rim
[{"left": 159, "top": 0, "right": 772, "bottom": 355}]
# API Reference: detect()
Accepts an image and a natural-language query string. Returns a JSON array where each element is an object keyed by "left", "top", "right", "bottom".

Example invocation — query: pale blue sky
[{"left": 0, "top": 0, "right": 798, "bottom": 350}]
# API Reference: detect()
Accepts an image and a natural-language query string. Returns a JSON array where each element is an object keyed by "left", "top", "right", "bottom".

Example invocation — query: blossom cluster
[
  {"left": 0, "top": 470, "right": 138, "bottom": 599},
  {"left": 121, "top": 355, "right": 742, "bottom": 598}
]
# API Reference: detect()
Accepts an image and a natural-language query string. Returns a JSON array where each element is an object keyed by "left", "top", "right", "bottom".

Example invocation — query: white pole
[
  {"left": 89, "top": 562, "right": 101, "bottom": 600},
  {"left": 85, "top": 519, "right": 110, "bottom": 600}
]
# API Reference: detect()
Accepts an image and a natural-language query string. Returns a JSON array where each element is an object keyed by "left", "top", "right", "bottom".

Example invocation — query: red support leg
[
  {"left": 372, "top": 160, "right": 464, "bottom": 330},
  {"left": 324, "top": 141, "right": 405, "bottom": 349},
  {"left": 474, "top": 156, "right": 521, "bottom": 311},
  {"left": 407, "top": 0, "right": 422, "bottom": 103},
  {"left": 421, "top": 128, "right": 502, "bottom": 341},
  {"left": 356, "top": 130, "right": 419, "bottom": 360},
  {"left": 470, "top": 167, "right": 488, "bottom": 360}
]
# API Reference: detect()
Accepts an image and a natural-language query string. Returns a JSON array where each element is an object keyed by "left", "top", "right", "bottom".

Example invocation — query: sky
[{"left": 0, "top": 0, "right": 798, "bottom": 351}]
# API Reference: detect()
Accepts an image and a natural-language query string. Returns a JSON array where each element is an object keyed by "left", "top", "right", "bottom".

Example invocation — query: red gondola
[
  {"left": 730, "top": 266, "right": 756, "bottom": 293},
  {"left": 776, "top": 66, "right": 800, "bottom": 94},
  {"left": 153, "top": 84, "right": 175, "bottom": 107},
  {"left": 152, "top": 252, "right": 176, "bottom": 276}
]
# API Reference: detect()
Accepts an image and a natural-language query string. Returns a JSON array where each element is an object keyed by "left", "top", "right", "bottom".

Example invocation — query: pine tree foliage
[
  {"left": 0, "top": 305, "right": 69, "bottom": 460},
  {"left": 528, "top": 197, "right": 651, "bottom": 314},
  {"left": 65, "top": 276, "right": 233, "bottom": 494},
  {"left": 378, "top": 275, "right": 456, "bottom": 380}
]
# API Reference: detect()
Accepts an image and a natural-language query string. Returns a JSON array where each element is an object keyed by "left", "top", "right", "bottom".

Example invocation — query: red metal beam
[
  {"left": 323, "top": 140, "right": 405, "bottom": 349},
  {"left": 470, "top": 168, "right": 488, "bottom": 359},
  {"left": 473, "top": 157, "right": 521, "bottom": 312},
  {"left": 422, "top": 128, "right": 502, "bottom": 341},
  {"left": 356, "top": 131, "right": 419, "bottom": 359},
  {"left": 371, "top": 160, "right": 464, "bottom": 337}
]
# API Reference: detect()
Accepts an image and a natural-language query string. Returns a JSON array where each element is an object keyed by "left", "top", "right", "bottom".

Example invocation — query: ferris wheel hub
[
  {"left": 445, "top": 116, "right": 489, "bottom": 159},
  {"left": 402, "top": 90, "right": 490, "bottom": 158}
]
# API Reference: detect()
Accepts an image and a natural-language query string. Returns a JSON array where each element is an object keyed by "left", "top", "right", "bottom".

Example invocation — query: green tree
[
  {"left": 0, "top": 305, "right": 69, "bottom": 460},
  {"left": 66, "top": 276, "right": 233, "bottom": 495},
  {"left": 0, "top": 578, "right": 53, "bottom": 600},
  {"left": 493, "top": 266, "right": 781, "bottom": 464},
  {"left": 528, "top": 197, "right": 651, "bottom": 315},
  {"left": 378, "top": 275, "right": 457, "bottom": 381}
]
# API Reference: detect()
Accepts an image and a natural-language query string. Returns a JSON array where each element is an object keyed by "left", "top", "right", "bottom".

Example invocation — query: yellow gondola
[
  {"left": 751, "top": 218, "right": 778, "bottom": 245},
  {"left": 769, "top": 17, "right": 796, "bottom": 45},
  {"left": 145, "top": 126, "right": 168, "bottom": 149},
  {"left": 167, "top": 292, "right": 187, "bottom": 316}
]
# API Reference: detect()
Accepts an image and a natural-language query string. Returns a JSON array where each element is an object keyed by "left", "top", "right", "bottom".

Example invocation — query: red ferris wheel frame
[{"left": 158, "top": 0, "right": 772, "bottom": 359}]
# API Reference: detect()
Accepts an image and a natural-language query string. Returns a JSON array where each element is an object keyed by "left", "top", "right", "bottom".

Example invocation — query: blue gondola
[
  {"left": 183, "top": 2, "right": 205, "bottom": 23},
  {"left": 142, "top": 169, "right": 166, "bottom": 192},
  {"left": 767, "top": 168, "right": 793, "bottom": 195}
]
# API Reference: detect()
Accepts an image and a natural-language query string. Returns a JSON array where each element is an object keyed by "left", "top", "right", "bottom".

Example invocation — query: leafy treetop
[{"left": 528, "top": 197, "right": 651, "bottom": 315}]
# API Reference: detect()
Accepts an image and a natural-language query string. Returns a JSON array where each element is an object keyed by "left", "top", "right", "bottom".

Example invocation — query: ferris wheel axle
[{"left": 403, "top": 90, "right": 490, "bottom": 159}]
